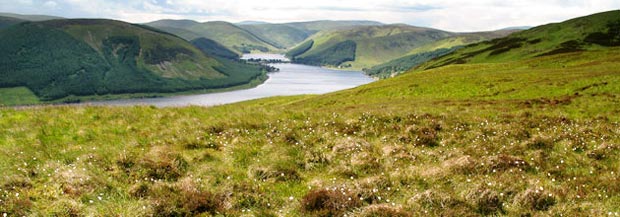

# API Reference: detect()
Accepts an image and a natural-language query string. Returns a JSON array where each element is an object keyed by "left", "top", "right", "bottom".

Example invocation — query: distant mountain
[
  {"left": 498, "top": 26, "right": 532, "bottom": 31},
  {"left": 191, "top": 37, "right": 240, "bottom": 59},
  {"left": 0, "top": 19, "right": 265, "bottom": 103},
  {"left": 284, "top": 20, "right": 384, "bottom": 34},
  {"left": 239, "top": 23, "right": 312, "bottom": 49},
  {"left": 236, "top": 21, "right": 271, "bottom": 25},
  {"left": 359, "top": 29, "right": 521, "bottom": 77},
  {"left": 0, "top": 16, "right": 25, "bottom": 29},
  {"left": 238, "top": 20, "right": 383, "bottom": 49},
  {"left": 146, "top": 20, "right": 280, "bottom": 54},
  {"left": 286, "top": 24, "right": 517, "bottom": 70},
  {"left": 419, "top": 10, "right": 620, "bottom": 69},
  {"left": 0, "top": 12, "right": 63, "bottom": 21}
]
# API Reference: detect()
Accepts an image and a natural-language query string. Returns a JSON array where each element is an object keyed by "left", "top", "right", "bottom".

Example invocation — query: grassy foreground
[{"left": 1, "top": 50, "right": 620, "bottom": 216}]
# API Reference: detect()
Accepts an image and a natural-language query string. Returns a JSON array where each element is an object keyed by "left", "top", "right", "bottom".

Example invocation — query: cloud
[
  {"left": 1, "top": 0, "right": 618, "bottom": 31},
  {"left": 43, "top": 1, "right": 58, "bottom": 8}
]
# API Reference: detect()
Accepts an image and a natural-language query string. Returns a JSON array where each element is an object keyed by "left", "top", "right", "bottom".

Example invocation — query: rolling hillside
[
  {"left": 146, "top": 20, "right": 280, "bottom": 54},
  {"left": 1, "top": 11, "right": 619, "bottom": 216},
  {"left": 239, "top": 23, "right": 311, "bottom": 49},
  {"left": 286, "top": 24, "right": 517, "bottom": 70},
  {"left": 239, "top": 20, "right": 383, "bottom": 49},
  {"left": 190, "top": 37, "right": 240, "bottom": 60},
  {"left": 0, "top": 16, "right": 25, "bottom": 29},
  {"left": 0, "top": 12, "right": 63, "bottom": 21},
  {"left": 362, "top": 30, "right": 519, "bottom": 78},
  {"left": 419, "top": 10, "right": 620, "bottom": 69},
  {"left": 0, "top": 19, "right": 266, "bottom": 105}
]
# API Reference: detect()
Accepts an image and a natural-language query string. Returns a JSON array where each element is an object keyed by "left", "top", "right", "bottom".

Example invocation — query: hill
[
  {"left": 238, "top": 20, "right": 383, "bottom": 49},
  {"left": 419, "top": 10, "right": 620, "bottom": 69},
  {"left": 190, "top": 37, "right": 240, "bottom": 59},
  {"left": 0, "top": 19, "right": 266, "bottom": 105},
  {"left": 146, "top": 20, "right": 280, "bottom": 54},
  {"left": 285, "top": 20, "right": 383, "bottom": 34},
  {"left": 0, "top": 16, "right": 25, "bottom": 29},
  {"left": 286, "top": 24, "right": 518, "bottom": 70},
  {"left": 236, "top": 21, "right": 271, "bottom": 25},
  {"left": 0, "top": 12, "right": 63, "bottom": 21},
  {"left": 1, "top": 11, "right": 620, "bottom": 216},
  {"left": 239, "top": 23, "right": 312, "bottom": 49},
  {"left": 361, "top": 30, "right": 520, "bottom": 78}
]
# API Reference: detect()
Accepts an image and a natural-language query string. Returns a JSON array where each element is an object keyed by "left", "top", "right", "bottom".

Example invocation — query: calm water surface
[{"left": 88, "top": 54, "right": 373, "bottom": 107}]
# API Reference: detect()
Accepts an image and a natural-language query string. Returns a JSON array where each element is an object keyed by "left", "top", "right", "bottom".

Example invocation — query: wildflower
[{"left": 289, "top": 196, "right": 294, "bottom": 201}]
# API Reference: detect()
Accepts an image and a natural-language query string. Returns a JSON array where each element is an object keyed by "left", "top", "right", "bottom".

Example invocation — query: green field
[
  {"left": 0, "top": 87, "right": 40, "bottom": 106},
  {"left": 1, "top": 10, "right": 619, "bottom": 217},
  {"left": 1, "top": 50, "right": 619, "bottom": 216}
]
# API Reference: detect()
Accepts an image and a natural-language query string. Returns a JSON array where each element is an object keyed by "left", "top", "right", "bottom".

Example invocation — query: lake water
[{"left": 88, "top": 54, "right": 373, "bottom": 107}]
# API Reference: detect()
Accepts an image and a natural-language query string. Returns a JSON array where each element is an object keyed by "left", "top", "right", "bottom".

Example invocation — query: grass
[
  {"left": 1, "top": 48, "right": 619, "bottom": 216},
  {"left": 287, "top": 25, "right": 514, "bottom": 70},
  {"left": 0, "top": 87, "right": 40, "bottom": 106}
]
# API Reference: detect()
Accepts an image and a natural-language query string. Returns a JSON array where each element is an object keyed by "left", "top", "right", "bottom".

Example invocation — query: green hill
[
  {"left": 361, "top": 30, "right": 520, "bottom": 78},
  {"left": 238, "top": 20, "right": 383, "bottom": 49},
  {"left": 146, "top": 20, "right": 280, "bottom": 54},
  {"left": 287, "top": 25, "right": 516, "bottom": 70},
  {"left": 2, "top": 11, "right": 620, "bottom": 216},
  {"left": 419, "top": 10, "right": 620, "bottom": 69},
  {"left": 239, "top": 23, "right": 311, "bottom": 49},
  {"left": 190, "top": 37, "right": 240, "bottom": 59},
  {"left": 0, "top": 16, "right": 25, "bottom": 29},
  {"left": 0, "top": 19, "right": 266, "bottom": 105},
  {"left": 363, "top": 46, "right": 460, "bottom": 78},
  {"left": 0, "top": 12, "right": 63, "bottom": 21},
  {"left": 285, "top": 20, "right": 383, "bottom": 34}
]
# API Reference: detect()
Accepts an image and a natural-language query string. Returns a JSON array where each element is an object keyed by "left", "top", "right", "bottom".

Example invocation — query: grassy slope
[
  {"left": 0, "top": 50, "right": 618, "bottom": 216},
  {"left": 146, "top": 20, "right": 280, "bottom": 54},
  {"left": 362, "top": 30, "right": 520, "bottom": 78},
  {"left": 0, "top": 12, "right": 63, "bottom": 21},
  {"left": 239, "top": 23, "right": 311, "bottom": 49},
  {"left": 238, "top": 20, "right": 384, "bottom": 49},
  {"left": 0, "top": 19, "right": 266, "bottom": 104},
  {"left": 0, "top": 87, "right": 39, "bottom": 105},
  {"left": 0, "top": 16, "right": 25, "bottom": 29},
  {"left": 190, "top": 37, "right": 240, "bottom": 59},
  {"left": 288, "top": 25, "right": 516, "bottom": 70},
  {"left": 419, "top": 10, "right": 620, "bottom": 69},
  {"left": 1, "top": 12, "right": 620, "bottom": 216},
  {"left": 288, "top": 25, "right": 452, "bottom": 69}
]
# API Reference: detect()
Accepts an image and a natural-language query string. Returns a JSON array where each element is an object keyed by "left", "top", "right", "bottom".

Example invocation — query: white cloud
[
  {"left": 2, "top": 0, "right": 619, "bottom": 31},
  {"left": 43, "top": 1, "right": 58, "bottom": 8}
]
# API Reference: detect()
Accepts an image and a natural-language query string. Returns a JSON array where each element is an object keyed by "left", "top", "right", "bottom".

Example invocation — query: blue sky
[{"left": 1, "top": 0, "right": 618, "bottom": 31}]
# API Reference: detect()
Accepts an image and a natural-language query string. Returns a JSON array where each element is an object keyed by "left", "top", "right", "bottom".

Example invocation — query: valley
[{"left": 0, "top": 7, "right": 619, "bottom": 217}]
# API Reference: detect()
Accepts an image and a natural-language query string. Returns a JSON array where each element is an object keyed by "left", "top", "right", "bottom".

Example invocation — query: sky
[{"left": 1, "top": 0, "right": 618, "bottom": 32}]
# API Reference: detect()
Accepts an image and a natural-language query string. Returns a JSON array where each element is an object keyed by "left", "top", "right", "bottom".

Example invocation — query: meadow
[{"left": 1, "top": 49, "right": 619, "bottom": 216}]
